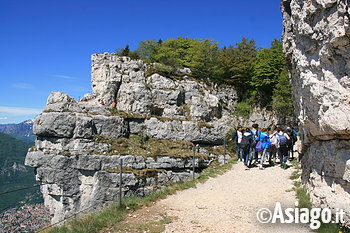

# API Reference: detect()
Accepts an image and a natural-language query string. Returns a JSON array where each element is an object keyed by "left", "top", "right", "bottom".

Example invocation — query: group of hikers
[{"left": 230, "top": 124, "right": 298, "bottom": 170}]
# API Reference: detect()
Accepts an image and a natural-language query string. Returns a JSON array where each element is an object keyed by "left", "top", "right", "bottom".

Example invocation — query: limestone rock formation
[
  {"left": 26, "top": 53, "right": 278, "bottom": 224},
  {"left": 282, "top": 0, "right": 350, "bottom": 225}
]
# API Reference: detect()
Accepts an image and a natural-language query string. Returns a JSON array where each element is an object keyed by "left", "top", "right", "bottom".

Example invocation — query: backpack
[
  {"left": 240, "top": 135, "right": 251, "bottom": 149},
  {"left": 251, "top": 129, "right": 259, "bottom": 147},
  {"left": 277, "top": 133, "right": 288, "bottom": 147},
  {"left": 255, "top": 141, "right": 263, "bottom": 152}
]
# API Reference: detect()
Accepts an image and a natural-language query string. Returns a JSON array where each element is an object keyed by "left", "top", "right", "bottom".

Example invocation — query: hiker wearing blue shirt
[
  {"left": 256, "top": 128, "right": 271, "bottom": 170},
  {"left": 250, "top": 124, "right": 260, "bottom": 162}
]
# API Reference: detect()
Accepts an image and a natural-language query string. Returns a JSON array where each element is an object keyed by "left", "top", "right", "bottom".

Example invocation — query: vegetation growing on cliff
[
  {"left": 289, "top": 159, "right": 344, "bottom": 233},
  {"left": 93, "top": 134, "right": 207, "bottom": 158},
  {"left": 117, "top": 37, "right": 294, "bottom": 117},
  {"left": 106, "top": 167, "right": 165, "bottom": 179}
]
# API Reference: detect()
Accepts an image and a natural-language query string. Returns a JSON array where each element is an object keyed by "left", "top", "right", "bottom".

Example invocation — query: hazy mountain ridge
[
  {"left": 0, "top": 132, "right": 40, "bottom": 211},
  {"left": 0, "top": 119, "right": 36, "bottom": 143}
]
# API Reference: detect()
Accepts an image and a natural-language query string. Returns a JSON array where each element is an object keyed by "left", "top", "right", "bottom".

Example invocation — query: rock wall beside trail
[
  {"left": 25, "top": 53, "right": 279, "bottom": 224},
  {"left": 282, "top": 0, "right": 350, "bottom": 225}
]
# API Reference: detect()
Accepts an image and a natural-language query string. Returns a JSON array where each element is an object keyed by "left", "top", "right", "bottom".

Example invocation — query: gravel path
[{"left": 159, "top": 161, "right": 312, "bottom": 233}]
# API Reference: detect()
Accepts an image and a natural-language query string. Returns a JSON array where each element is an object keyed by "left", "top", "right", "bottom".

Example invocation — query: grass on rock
[
  {"left": 290, "top": 159, "right": 344, "bottom": 233},
  {"left": 107, "top": 167, "right": 165, "bottom": 178},
  {"left": 94, "top": 134, "right": 211, "bottom": 159}
]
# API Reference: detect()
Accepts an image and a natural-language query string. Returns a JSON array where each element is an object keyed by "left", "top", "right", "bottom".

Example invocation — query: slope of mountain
[
  {"left": 0, "top": 133, "right": 40, "bottom": 211},
  {"left": 0, "top": 119, "right": 36, "bottom": 142}
]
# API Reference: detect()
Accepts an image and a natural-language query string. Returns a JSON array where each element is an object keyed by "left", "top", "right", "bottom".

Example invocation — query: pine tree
[{"left": 272, "top": 67, "right": 294, "bottom": 117}]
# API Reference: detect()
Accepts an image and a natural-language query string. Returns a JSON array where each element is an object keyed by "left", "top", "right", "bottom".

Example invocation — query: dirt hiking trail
[{"left": 110, "top": 161, "right": 312, "bottom": 233}]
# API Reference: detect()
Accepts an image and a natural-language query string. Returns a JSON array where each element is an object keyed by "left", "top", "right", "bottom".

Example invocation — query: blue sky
[{"left": 0, "top": 0, "right": 283, "bottom": 124}]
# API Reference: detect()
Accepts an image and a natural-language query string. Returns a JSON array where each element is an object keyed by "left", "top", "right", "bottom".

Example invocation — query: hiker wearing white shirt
[
  {"left": 230, "top": 125, "right": 244, "bottom": 161},
  {"left": 268, "top": 126, "right": 278, "bottom": 165}
]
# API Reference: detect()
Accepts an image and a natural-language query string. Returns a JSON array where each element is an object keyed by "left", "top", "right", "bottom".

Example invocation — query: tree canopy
[{"left": 116, "top": 37, "right": 294, "bottom": 117}]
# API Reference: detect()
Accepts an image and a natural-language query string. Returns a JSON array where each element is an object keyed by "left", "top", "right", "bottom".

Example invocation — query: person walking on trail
[
  {"left": 286, "top": 125, "right": 298, "bottom": 160},
  {"left": 241, "top": 128, "right": 253, "bottom": 169},
  {"left": 250, "top": 124, "right": 260, "bottom": 163},
  {"left": 268, "top": 126, "right": 278, "bottom": 166},
  {"left": 257, "top": 128, "right": 271, "bottom": 170},
  {"left": 276, "top": 127, "right": 290, "bottom": 169},
  {"left": 229, "top": 125, "right": 244, "bottom": 161}
]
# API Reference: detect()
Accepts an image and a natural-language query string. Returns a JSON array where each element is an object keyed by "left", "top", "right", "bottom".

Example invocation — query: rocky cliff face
[
  {"left": 282, "top": 0, "right": 350, "bottom": 225},
  {"left": 25, "top": 53, "right": 278, "bottom": 224}
]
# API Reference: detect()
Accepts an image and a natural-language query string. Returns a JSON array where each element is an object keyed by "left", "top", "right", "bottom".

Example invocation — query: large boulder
[
  {"left": 34, "top": 113, "right": 76, "bottom": 138},
  {"left": 144, "top": 117, "right": 225, "bottom": 144},
  {"left": 92, "top": 115, "right": 129, "bottom": 138},
  {"left": 33, "top": 112, "right": 129, "bottom": 139},
  {"left": 47, "top": 92, "right": 75, "bottom": 105}
]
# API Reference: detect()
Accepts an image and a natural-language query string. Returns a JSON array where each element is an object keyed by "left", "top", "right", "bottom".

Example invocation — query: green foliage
[
  {"left": 120, "top": 45, "right": 130, "bottom": 56},
  {"left": 136, "top": 37, "right": 220, "bottom": 80},
  {"left": 218, "top": 37, "right": 257, "bottom": 95},
  {"left": 272, "top": 67, "right": 294, "bottom": 117},
  {"left": 116, "top": 45, "right": 140, "bottom": 60},
  {"left": 233, "top": 100, "right": 252, "bottom": 118},
  {"left": 116, "top": 37, "right": 294, "bottom": 117},
  {"left": 294, "top": 181, "right": 302, "bottom": 188},
  {"left": 135, "top": 39, "right": 160, "bottom": 62},
  {"left": 290, "top": 171, "right": 301, "bottom": 180},
  {"left": 251, "top": 39, "right": 286, "bottom": 105},
  {"left": 145, "top": 63, "right": 177, "bottom": 78},
  {"left": 186, "top": 38, "right": 220, "bottom": 80},
  {"left": 0, "top": 133, "right": 33, "bottom": 164},
  {"left": 317, "top": 222, "right": 344, "bottom": 233}
]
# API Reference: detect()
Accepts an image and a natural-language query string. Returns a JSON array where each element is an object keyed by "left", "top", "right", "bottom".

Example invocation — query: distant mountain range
[
  {"left": 0, "top": 119, "right": 36, "bottom": 142},
  {"left": 0, "top": 120, "right": 41, "bottom": 211}
]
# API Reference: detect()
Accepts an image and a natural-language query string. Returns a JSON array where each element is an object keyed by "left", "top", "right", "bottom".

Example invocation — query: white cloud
[
  {"left": 0, "top": 117, "right": 8, "bottom": 120},
  {"left": 0, "top": 106, "right": 42, "bottom": 115},
  {"left": 12, "top": 83, "right": 32, "bottom": 89},
  {"left": 49, "top": 74, "right": 79, "bottom": 79}
]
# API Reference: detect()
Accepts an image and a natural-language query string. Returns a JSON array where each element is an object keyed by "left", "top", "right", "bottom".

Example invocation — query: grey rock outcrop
[
  {"left": 34, "top": 112, "right": 129, "bottom": 139},
  {"left": 282, "top": 0, "right": 350, "bottom": 225},
  {"left": 47, "top": 92, "right": 75, "bottom": 105},
  {"left": 26, "top": 53, "right": 279, "bottom": 224},
  {"left": 90, "top": 53, "right": 236, "bottom": 122},
  {"left": 26, "top": 151, "right": 212, "bottom": 223}
]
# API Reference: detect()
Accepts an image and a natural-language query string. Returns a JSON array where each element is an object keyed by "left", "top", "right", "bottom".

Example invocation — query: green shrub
[
  {"left": 233, "top": 101, "right": 252, "bottom": 118},
  {"left": 145, "top": 64, "right": 176, "bottom": 78}
]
